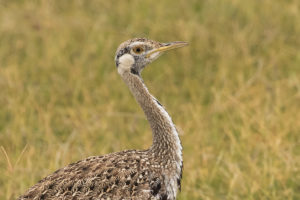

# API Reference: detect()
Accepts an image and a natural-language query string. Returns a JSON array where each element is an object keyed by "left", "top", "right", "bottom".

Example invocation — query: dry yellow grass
[{"left": 0, "top": 0, "right": 299, "bottom": 199}]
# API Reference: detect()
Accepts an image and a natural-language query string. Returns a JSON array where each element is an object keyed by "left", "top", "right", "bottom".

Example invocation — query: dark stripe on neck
[
  {"left": 154, "top": 98, "right": 162, "bottom": 107},
  {"left": 130, "top": 68, "right": 139, "bottom": 75}
]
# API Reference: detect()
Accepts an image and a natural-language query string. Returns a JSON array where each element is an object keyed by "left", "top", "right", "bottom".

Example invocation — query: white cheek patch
[{"left": 118, "top": 54, "right": 135, "bottom": 74}]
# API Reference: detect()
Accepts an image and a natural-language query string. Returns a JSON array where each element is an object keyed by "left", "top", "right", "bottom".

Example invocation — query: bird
[{"left": 18, "top": 38, "right": 188, "bottom": 200}]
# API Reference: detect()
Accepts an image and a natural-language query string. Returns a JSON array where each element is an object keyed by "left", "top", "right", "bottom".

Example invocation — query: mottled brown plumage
[{"left": 19, "top": 38, "right": 187, "bottom": 200}]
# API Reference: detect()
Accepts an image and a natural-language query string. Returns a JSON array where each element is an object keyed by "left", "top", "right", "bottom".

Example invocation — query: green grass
[{"left": 0, "top": 0, "right": 299, "bottom": 199}]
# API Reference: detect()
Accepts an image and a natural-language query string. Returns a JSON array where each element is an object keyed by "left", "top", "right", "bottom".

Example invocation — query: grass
[{"left": 0, "top": 0, "right": 299, "bottom": 199}]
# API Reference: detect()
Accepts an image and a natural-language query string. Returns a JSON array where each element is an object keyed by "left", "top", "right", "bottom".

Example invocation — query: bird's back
[{"left": 18, "top": 150, "right": 170, "bottom": 200}]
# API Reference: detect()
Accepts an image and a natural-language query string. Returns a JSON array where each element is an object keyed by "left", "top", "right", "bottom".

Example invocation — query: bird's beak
[{"left": 146, "top": 41, "right": 188, "bottom": 58}]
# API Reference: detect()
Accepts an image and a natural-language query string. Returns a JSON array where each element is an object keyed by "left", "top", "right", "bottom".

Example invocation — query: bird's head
[{"left": 115, "top": 38, "right": 188, "bottom": 75}]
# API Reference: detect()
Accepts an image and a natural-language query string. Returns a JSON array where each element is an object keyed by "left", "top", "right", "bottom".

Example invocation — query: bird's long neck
[{"left": 119, "top": 71, "right": 182, "bottom": 164}]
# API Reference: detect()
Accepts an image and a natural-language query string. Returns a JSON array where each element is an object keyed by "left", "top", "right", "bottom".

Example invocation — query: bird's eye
[{"left": 132, "top": 46, "right": 144, "bottom": 54}]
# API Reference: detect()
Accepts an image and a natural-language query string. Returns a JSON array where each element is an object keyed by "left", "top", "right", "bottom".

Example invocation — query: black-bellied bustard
[{"left": 19, "top": 38, "right": 188, "bottom": 200}]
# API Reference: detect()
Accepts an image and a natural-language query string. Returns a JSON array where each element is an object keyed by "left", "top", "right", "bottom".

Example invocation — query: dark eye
[{"left": 132, "top": 46, "right": 144, "bottom": 54}]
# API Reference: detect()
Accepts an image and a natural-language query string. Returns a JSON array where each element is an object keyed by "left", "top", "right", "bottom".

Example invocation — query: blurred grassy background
[{"left": 0, "top": 0, "right": 299, "bottom": 199}]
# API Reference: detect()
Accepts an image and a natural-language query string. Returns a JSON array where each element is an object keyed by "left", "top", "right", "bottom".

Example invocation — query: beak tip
[{"left": 182, "top": 42, "right": 189, "bottom": 46}]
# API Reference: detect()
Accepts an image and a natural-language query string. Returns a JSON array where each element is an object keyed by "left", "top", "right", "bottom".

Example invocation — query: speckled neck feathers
[{"left": 119, "top": 69, "right": 183, "bottom": 199}]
